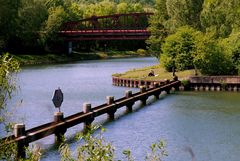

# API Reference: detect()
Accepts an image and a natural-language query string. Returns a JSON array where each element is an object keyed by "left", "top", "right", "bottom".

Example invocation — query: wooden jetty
[{"left": 0, "top": 79, "right": 180, "bottom": 158}]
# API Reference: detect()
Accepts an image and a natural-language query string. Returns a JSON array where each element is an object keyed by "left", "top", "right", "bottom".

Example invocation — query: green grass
[{"left": 113, "top": 64, "right": 196, "bottom": 81}]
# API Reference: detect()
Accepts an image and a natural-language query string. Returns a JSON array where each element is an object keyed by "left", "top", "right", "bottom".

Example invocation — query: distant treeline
[{"left": 0, "top": 0, "right": 155, "bottom": 54}]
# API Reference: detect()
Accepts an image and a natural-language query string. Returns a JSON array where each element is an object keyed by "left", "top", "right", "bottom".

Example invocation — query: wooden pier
[{"left": 0, "top": 79, "right": 180, "bottom": 159}]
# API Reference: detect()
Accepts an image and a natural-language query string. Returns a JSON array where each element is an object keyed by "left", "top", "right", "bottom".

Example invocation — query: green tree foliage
[
  {"left": 59, "top": 126, "right": 115, "bottom": 161},
  {"left": 160, "top": 26, "right": 199, "bottom": 71},
  {"left": 59, "top": 125, "right": 167, "bottom": 161},
  {"left": 17, "top": 0, "right": 48, "bottom": 48},
  {"left": 0, "top": 0, "right": 21, "bottom": 50},
  {"left": 193, "top": 36, "right": 234, "bottom": 75},
  {"left": 201, "top": 0, "right": 240, "bottom": 38},
  {"left": 146, "top": 0, "right": 168, "bottom": 60},
  {"left": 164, "top": 0, "right": 204, "bottom": 32},
  {"left": 0, "top": 54, "right": 20, "bottom": 121},
  {"left": 0, "top": 53, "right": 19, "bottom": 160},
  {"left": 43, "top": 6, "right": 68, "bottom": 43},
  {"left": 146, "top": 0, "right": 240, "bottom": 75},
  {"left": 0, "top": 0, "right": 152, "bottom": 53},
  {"left": 219, "top": 32, "right": 240, "bottom": 74}
]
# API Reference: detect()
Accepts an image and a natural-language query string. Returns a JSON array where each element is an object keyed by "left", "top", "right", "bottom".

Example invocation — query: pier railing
[{"left": 0, "top": 79, "right": 180, "bottom": 158}]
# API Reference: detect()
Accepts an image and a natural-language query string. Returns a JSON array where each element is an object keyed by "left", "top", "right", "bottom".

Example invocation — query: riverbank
[
  {"left": 112, "top": 64, "right": 196, "bottom": 81},
  {"left": 13, "top": 50, "right": 148, "bottom": 66}
]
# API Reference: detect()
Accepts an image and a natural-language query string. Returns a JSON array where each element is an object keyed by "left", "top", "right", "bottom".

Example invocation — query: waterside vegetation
[
  {"left": 113, "top": 64, "right": 195, "bottom": 81},
  {"left": 147, "top": 0, "right": 240, "bottom": 76},
  {"left": 13, "top": 50, "right": 148, "bottom": 66}
]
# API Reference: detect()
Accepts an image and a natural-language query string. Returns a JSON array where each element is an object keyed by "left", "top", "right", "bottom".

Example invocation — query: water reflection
[{"left": 2, "top": 57, "right": 240, "bottom": 161}]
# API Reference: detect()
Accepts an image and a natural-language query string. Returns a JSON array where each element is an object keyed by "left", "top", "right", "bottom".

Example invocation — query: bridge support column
[
  {"left": 54, "top": 112, "right": 66, "bottom": 142},
  {"left": 68, "top": 41, "right": 73, "bottom": 54},
  {"left": 140, "top": 86, "right": 147, "bottom": 105},
  {"left": 83, "top": 103, "right": 94, "bottom": 132},
  {"left": 106, "top": 96, "right": 116, "bottom": 120},
  {"left": 233, "top": 86, "right": 238, "bottom": 92},
  {"left": 125, "top": 90, "right": 134, "bottom": 112},
  {"left": 14, "top": 123, "right": 28, "bottom": 159}
]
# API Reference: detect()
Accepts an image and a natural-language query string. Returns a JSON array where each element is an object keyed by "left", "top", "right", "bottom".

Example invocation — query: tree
[
  {"left": 193, "top": 35, "right": 234, "bottom": 75},
  {"left": 0, "top": 53, "right": 20, "bottom": 160},
  {"left": 0, "top": 0, "right": 21, "bottom": 50},
  {"left": 146, "top": 0, "right": 169, "bottom": 59},
  {"left": 42, "top": 6, "right": 68, "bottom": 45},
  {"left": 200, "top": 0, "right": 240, "bottom": 38},
  {"left": 17, "top": 0, "right": 48, "bottom": 49},
  {"left": 160, "top": 26, "right": 199, "bottom": 71},
  {"left": 219, "top": 32, "right": 240, "bottom": 74},
  {"left": 165, "top": 0, "right": 204, "bottom": 32}
]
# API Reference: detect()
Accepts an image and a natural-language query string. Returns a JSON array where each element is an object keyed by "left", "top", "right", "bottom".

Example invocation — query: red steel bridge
[{"left": 59, "top": 12, "right": 153, "bottom": 41}]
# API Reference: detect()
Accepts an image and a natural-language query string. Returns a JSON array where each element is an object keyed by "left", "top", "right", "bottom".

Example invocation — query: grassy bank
[
  {"left": 13, "top": 50, "right": 148, "bottom": 66},
  {"left": 113, "top": 64, "right": 196, "bottom": 81}
]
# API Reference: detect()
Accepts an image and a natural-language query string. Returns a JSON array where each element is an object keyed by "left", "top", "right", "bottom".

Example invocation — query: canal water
[{"left": 2, "top": 57, "right": 240, "bottom": 161}]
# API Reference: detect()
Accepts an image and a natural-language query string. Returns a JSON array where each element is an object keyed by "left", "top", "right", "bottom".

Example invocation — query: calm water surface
[{"left": 2, "top": 57, "right": 240, "bottom": 161}]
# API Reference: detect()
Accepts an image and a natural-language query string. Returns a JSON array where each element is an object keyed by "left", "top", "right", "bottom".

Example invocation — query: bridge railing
[{"left": 60, "top": 12, "right": 153, "bottom": 32}]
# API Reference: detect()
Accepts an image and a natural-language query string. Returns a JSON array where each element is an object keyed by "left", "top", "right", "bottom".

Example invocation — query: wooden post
[
  {"left": 14, "top": 124, "right": 27, "bottom": 159},
  {"left": 140, "top": 86, "right": 147, "bottom": 105},
  {"left": 107, "top": 96, "right": 114, "bottom": 105},
  {"left": 125, "top": 90, "right": 133, "bottom": 112},
  {"left": 107, "top": 96, "right": 116, "bottom": 120},
  {"left": 112, "top": 78, "right": 115, "bottom": 85},
  {"left": 83, "top": 103, "right": 93, "bottom": 132},
  {"left": 54, "top": 112, "right": 66, "bottom": 142},
  {"left": 140, "top": 86, "right": 146, "bottom": 93},
  {"left": 164, "top": 79, "right": 170, "bottom": 84},
  {"left": 124, "top": 80, "right": 126, "bottom": 87},
  {"left": 153, "top": 82, "right": 159, "bottom": 88},
  {"left": 134, "top": 81, "right": 137, "bottom": 88},
  {"left": 153, "top": 82, "right": 160, "bottom": 99}
]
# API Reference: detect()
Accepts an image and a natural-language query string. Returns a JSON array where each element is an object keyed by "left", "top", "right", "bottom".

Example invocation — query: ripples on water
[{"left": 2, "top": 57, "right": 240, "bottom": 161}]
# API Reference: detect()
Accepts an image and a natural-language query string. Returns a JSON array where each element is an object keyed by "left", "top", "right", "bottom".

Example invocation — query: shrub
[
  {"left": 160, "top": 26, "right": 201, "bottom": 71},
  {"left": 194, "top": 36, "right": 234, "bottom": 75}
]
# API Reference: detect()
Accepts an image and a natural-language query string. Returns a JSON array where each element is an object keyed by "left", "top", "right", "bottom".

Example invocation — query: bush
[
  {"left": 193, "top": 36, "right": 234, "bottom": 75},
  {"left": 160, "top": 26, "right": 201, "bottom": 71},
  {"left": 137, "top": 49, "right": 147, "bottom": 56},
  {"left": 219, "top": 32, "right": 240, "bottom": 74}
]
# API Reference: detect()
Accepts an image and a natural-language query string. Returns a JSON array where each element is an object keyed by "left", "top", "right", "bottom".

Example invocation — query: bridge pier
[
  {"left": 14, "top": 124, "right": 28, "bottom": 159},
  {"left": 54, "top": 112, "right": 66, "bottom": 142},
  {"left": 140, "top": 86, "right": 147, "bottom": 105},
  {"left": 68, "top": 41, "right": 73, "bottom": 54},
  {"left": 106, "top": 96, "right": 116, "bottom": 120},
  {"left": 125, "top": 90, "right": 134, "bottom": 112},
  {"left": 83, "top": 103, "right": 94, "bottom": 132}
]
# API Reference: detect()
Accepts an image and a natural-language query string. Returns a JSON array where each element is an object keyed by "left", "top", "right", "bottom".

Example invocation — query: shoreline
[{"left": 12, "top": 50, "right": 149, "bottom": 66}]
